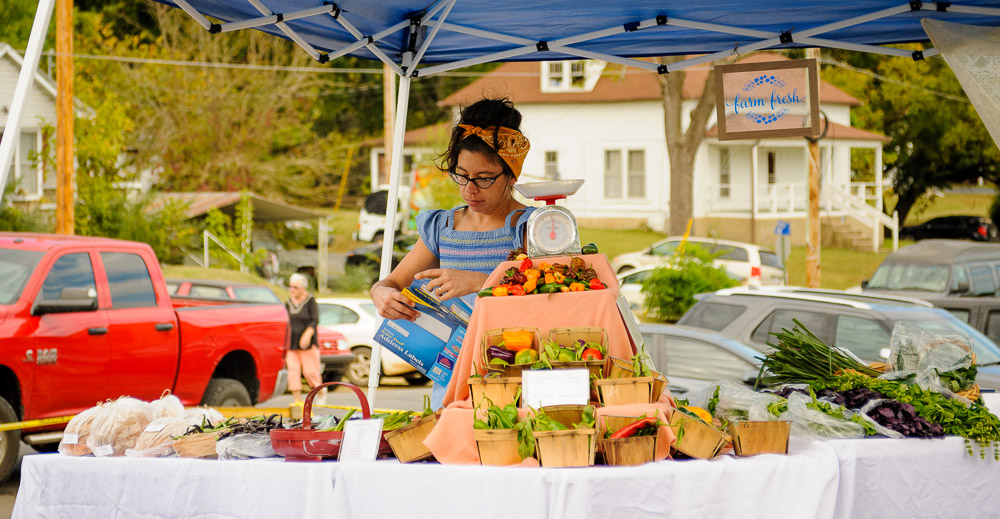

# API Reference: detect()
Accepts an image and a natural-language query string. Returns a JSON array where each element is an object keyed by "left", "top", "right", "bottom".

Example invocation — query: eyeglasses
[{"left": 449, "top": 171, "right": 505, "bottom": 189}]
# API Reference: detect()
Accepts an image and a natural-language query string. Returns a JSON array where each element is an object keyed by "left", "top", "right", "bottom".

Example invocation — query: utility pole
[
  {"left": 805, "top": 48, "right": 821, "bottom": 287},
  {"left": 382, "top": 63, "right": 395, "bottom": 186},
  {"left": 55, "top": 0, "right": 74, "bottom": 234}
]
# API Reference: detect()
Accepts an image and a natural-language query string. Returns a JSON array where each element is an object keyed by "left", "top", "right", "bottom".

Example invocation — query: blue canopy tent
[{"left": 5, "top": 0, "right": 1000, "bottom": 405}]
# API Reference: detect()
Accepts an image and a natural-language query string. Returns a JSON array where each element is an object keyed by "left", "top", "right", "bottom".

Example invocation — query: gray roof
[{"left": 883, "top": 240, "right": 1000, "bottom": 265}]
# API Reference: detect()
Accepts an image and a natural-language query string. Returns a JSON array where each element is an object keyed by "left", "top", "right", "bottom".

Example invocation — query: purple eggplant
[{"left": 487, "top": 346, "right": 516, "bottom": 364}]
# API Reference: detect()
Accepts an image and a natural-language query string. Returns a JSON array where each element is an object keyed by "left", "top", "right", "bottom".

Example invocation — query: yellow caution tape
[
  {"left": 313, "top": 404, "right": 415, "bottom": 415},
  {"left": 0, "top": 415, "right": 74, "bottom": 432}
]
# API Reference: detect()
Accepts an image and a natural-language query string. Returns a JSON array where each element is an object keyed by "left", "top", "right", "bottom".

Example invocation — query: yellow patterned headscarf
[{"left": 457, "top": 124, "right": 530, "bottom": 179}]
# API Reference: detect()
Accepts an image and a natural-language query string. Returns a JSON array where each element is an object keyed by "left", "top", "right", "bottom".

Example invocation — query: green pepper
[
  {"left": 581, "top": 243, "right": 599, "bottom": 255},
  {"left": 537, "top": 283, "right": 561, "bottom": 293},
  {"left": 477, "top": 287, "right": 494, "bottom": 297}
]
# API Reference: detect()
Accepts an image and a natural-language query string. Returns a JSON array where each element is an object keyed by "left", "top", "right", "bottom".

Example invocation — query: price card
[
  {"left": 93, "top": 444, "right": 114, "bottom": 457},
  {"left": 62, "top": 433, "right": 79, "bottom": 445},
  {"left": 144, "top": 422, "right": 166, "bottom": 433},
  {"left": 522, "top": 369, "right": 590, "bottom": 408},
  {"left": 338, "top": 418, "right": 384, "bottom": 462}
]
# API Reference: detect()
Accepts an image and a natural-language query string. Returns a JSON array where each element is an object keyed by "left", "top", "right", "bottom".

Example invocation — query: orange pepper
[
  {"left": 524, "top": 268, "right": 540, "bottom": 280},
  {"left": 569, "top": 282, "right": 586, "bottom": 292},
  {"left": 501, "top": 330, "right": 533, "bottom": 352},
  {"left": 539, "top": 262, "right": 552, "bottom": 272},
  {"left": 544, "top": 273, "right": 555, "bottom": 284},
  {"left": 522, "top": 278, "right": 537, "bottom": 293},
  {"left": 553, "top": 272, "right": 566, "bottom": 284},
  {"left": 492, "top": 285, "right": 509, "bottom": 297}
]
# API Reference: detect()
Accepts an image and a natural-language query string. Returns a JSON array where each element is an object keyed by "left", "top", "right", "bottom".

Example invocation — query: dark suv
[
  {"left": 676, "top": 288, "right": 1000, "bottom": 390},
  {"left": 901, "top": 216, "right": 998, "bottom": 242},
  {"left": 864, "top": 239, "right": 1000, "bottom": 297}
]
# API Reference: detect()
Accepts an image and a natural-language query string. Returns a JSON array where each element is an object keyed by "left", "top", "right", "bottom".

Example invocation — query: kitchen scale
[{"left": 514, "top": 179, "right": 585, "bottom": 257}]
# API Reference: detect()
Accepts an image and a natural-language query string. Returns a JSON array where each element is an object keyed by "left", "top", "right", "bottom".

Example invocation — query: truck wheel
[
  {"left": 201, "top": 378, "right": 252, "bottom": 407},
  {"left": 0, "top": 397, "right": 19, "bottom": 483},
  {"left": 345, "top": 347, "right": 372, "bottom": 386}
]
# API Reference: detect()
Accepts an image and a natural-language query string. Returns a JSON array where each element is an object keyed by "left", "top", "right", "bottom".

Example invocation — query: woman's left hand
[{"left": 416, "top": 268, "right": 488, "bottom": 301}]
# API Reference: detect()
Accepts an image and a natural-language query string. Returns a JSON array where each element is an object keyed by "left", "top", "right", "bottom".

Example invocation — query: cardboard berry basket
[
  {"left": 534, "top": 428, "right": 597, "bottom": 468},
  {"left": 598, "top": 435, "right": 657, "bottom": 466},
  {"left": 728, "top": 420, "right": 791, "bottom": 456},
  {"left": 667, "top": 411, "right": 727, "bottom": 460},
  {"left": 480, "top": 327, "right": 540, "bottom": 377},
  {"left": 385, "top": 411, "right": 440, "bottom": 463},
  {"left": 270, "top": 382, "right": 392, "bottom": 461},
  {"left": 593, "top": 376, "right": 655, "bottom": 406},
  {"left": 547, "top": 327, "right": 607, "bottom": 378},
  {"left": 474, "top": 429, "right": 522, "bottom": 466},
  {"left": 468, "top": 376, "right": 521, "bottom": 409}
]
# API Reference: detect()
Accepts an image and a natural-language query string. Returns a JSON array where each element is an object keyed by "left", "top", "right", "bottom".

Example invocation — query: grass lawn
[{"left": 887, "top": 192, "right": 995, "bottom": 225}]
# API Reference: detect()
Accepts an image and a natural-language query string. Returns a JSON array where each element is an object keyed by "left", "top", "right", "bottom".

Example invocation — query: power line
[{"left": 820, "top": 57, "right": 970, "bottom": 104}]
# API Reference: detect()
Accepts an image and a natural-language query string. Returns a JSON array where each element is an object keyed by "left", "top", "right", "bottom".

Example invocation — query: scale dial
[{"left": 526, "top": 206, "right": 582, "bottom": 257}]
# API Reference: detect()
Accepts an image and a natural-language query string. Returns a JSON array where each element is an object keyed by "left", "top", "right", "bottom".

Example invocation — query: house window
[
  {"left": 1, "top": 129, "right": 41, "bottom": 199},
  {"left": 604, "top": 149, "right": 645, "bottom": 199},
  {"left": 767, "top": 151, "right": 776, "bottom": 184},
  {"left": 719, "top": 148, "right": 731, "bottom": 199},
  {"left": 541, "top": 60, "right": 600, "bottom": 93},
  {"left": 544, "top": 151, "right": 559, "bottom": 180}
]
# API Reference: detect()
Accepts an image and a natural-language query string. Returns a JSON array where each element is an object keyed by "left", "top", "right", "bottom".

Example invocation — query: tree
[
  {"left": 655, "top": 56, "right": 717, "bottom": 236},
  {"left": 822, "top": 49, "right": 1000, "bottom": 224}
]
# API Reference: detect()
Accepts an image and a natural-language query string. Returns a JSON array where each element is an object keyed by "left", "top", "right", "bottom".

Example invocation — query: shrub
[
  {"left": 640, "top": 244, "right": 740, "bottom": 322},
  {"left": 990, "top": 194, "right": 1000, "bottom": 231}
]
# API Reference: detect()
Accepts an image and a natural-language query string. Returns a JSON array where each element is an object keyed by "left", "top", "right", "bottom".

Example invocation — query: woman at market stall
[
  {"left": 285, "top": 273, "right": 325, "bottom": 405},
  {"left": 371, "top": 97, "right": 536, "bottom": 408}
]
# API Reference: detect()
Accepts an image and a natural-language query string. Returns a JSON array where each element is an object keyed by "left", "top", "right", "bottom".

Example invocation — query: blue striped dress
[{"left": 416, "top": 205, "right": 536, "bottom": 408}]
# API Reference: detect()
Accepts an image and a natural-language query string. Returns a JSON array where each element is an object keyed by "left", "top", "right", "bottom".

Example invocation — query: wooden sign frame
[{"left": 714, "top": 58, "right": 820, "bottom": 141}]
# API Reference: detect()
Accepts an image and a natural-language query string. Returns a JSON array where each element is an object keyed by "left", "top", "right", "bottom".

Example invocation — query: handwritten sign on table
[
  {"left": 338, "top": 418, "right": 384, "bottom": 462},
  {"left": 522, "top": 369, "right": 590, "bottom": 408}
]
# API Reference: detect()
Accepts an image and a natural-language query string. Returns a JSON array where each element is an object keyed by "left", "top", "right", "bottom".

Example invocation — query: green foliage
[
  {"left": 201, "top": 199, "right": 264, "bottom": 272},
  {"left": 416, "top": 170, "right": 466, "bottom": 211},
  {"left": 329, "top": 264, "right": 378, "bottom": 293},
  {"left": 639, "top": 244, "right": 740, "bottom": 322},
  {"left": 74, "top": 177, "right": 194, "bottom": 264},
  {"left": 0, "top": 182, "right": 48, "bottom": 232}
]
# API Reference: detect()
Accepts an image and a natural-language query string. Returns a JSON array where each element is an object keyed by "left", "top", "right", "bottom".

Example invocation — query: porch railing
[{"left": 821, "top": 184, "right": 898, "bottom": 252}]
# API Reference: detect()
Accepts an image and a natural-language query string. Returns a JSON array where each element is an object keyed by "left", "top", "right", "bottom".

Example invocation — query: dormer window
[{"left": 541, "top": 60, "right": 604, "bottom": 93}]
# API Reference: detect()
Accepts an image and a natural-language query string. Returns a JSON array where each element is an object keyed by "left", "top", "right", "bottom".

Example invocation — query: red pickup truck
[{"left": 0, "top": 233, "right": 289, "bottom": 479}]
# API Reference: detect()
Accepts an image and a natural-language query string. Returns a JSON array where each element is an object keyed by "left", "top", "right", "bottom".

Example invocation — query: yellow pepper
[
  {"left": 524, "top": 268, "right": 540, "bottom": 280},
  {"left": 522, "top": 278, "right": 537, "bottom": 293},
  {"left": 559, "top": 286, "right": 570, "bottom": 292},
  {"left": 492, "top": 286, "right": 509, "bottom": 297},
  {"left": 539, "top": 262, "right": 552, "bottom": 272},
  {"left": 544, "top": 273, "right": 555, "bottom": 284},
  {"left": 501, "top": 330, "right": 534, "bottom": 352},
  {"left": 569, "top": 282, "right": 586, "bottom": 292}
]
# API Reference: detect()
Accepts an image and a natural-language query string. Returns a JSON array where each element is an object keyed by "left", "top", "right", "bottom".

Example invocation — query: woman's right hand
[{"left": 371, "top": 285, "right": 420, "bottom": 321}]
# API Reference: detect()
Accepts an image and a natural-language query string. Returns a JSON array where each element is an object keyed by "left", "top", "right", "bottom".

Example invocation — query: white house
[{"left": 373, "top": 53, "right": 894, "bottom": 251}]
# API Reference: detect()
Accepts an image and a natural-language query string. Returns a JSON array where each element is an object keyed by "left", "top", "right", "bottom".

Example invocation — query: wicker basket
[
  {"left": 474, "top": 429, "right": 522, "bottom": 466},
  {"left": 384, "top": 412, "right": 439, "bottom": 463},
  {"left": 598, "top": 435, "right": 657, "bottom": 466},
  {"left": 481, "top": 327, "right": 540, "bottom": 377},
  {"left": 593, "top": 377, "right": 654, "bottom": 406},
  {"left": 728, "top": 421, "right": 790, "bottom": 456},
  {"left": 468, "top": 376, "right": 521, "bottom": 409},
  {"left": 668, "top": 411, "right": 727, "bottom": 460},
  {"left": 534, "top": 428, "right": 597, "bottom": 468}
]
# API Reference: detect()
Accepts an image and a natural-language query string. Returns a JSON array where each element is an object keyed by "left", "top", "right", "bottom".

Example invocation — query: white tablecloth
[{"left": 14, "top": 439, "right": 840, "bottom": 519}]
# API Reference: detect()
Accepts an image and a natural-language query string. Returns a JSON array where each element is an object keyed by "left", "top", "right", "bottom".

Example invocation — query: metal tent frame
[{"left": 5, "top": 0, "right": 1000, "bottom": 406}]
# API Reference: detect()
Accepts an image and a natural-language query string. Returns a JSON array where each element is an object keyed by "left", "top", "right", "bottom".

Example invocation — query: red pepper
[
  {"left": 581, "top": 348, "right": 603, "bottom": 361},
  {"left": 609, "top": 417, "right": 658, "bottom": 439},
  {"left": 507, "top": 284, "right": 525, "bottom": 296},
  {"left": 518, "top": 258, "right": 533, "bottom": 272},
  {"left": 589, "top": 278, "right": 605, "bottom": 290}
]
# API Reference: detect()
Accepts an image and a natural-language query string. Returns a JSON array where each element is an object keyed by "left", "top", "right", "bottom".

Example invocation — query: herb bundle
[{"left": 756, "top": 320, "right": 880, "bottom": 387}]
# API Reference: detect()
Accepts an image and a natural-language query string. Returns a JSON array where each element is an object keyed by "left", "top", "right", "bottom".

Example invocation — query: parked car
[
  {"left": 0, "top": 233, "right": 289, "bottom": 481},
  {"left": 611, "top": 236, "right": 784, "bottom": 286},
  {"left": 900, "top": 215, "right": 998, "bottom": 242},
  {"left": 863, "top": 239, "right": 1000, "bottom": 297},
  {"left": 353, "top": 188, "right": 409, "bottom": 242},
  {"left": 315, "top": 325, "right": 354, "bottom": 382},
  {"left": 618, "top": 265, "right": 742, "bottom": 315},
  {"left": 166, "top": 278, "right": 281, "bottom": 303},
  {"left": 345, "top": 233, "right": 418, "bottom": 280},
  {"left": 640, "top": 323, "right": 763, "bottom": 396},
  {"left": 676, "top": 289, "right": 1000, "bottom": 392},
  {"left": 315, "top": 297, "right": 427, "bottom": 386}
]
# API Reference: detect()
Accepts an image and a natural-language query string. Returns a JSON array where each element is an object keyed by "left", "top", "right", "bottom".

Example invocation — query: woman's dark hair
[{"left": 438, "top": 97, "right": 522, "bottom": 177}]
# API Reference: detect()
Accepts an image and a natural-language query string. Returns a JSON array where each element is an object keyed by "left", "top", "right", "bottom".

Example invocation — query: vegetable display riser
[
  {"left": 667, "top": 413, "right": 727, "bottom": 460},
  {"left": 594, "top": 377, "right": 655, "bottom": 406},
  {"left": 534, "top": 428, "right": 597, "bottom": 468},
  {"left": 385, "top": 412, "right": 439, "bottom": 463},
  {"left": 598, "top": 435, "right": 657, "bottom": 466},
  {"left": 468, "top": 377, "right": 521, "bottom": 410},
  {"left": 481, "top": 327, "right": 540, "bottom": 377},
  {"left": 728, "top": 421, "right": 791, "bottom": 456},
  {"left": 474, "top": 429, "right": 522, "bottom": 466}
]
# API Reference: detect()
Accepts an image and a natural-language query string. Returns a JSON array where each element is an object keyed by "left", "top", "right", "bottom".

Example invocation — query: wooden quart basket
[
  {"left": 474, "top": 428, "right": 522, "bottom": 466},
  {"left": 607, "top": 356, "right": 635, "bottom": 379},
  {"left": 728, "top": 421, "right": 791, "bottom": 456},
  {"left": 384, "top": 411, "right": 440, "bottom": 463},
  {"left": 481, "top": 327, "right": 540, "bottom": 377},
  {"left": 540, "top": 405, "right": 589, "bottom": 429},
  {"left": 548, "top": 327, "right": 608, "bottom": 378},
  {"left": 593, "top": 376, "right": 654, "bottom": 406},
  {"left": 598, "top": 435, "right": 657, "bottom": 466},
  {"left": 174, "top": 427, "right": 230, "bottom": 459},
  {"left": 534, "top": 428, "right": 597, "bottom": 468},
  {"left": 668, "top": 412, "right": 727, "bottom": 460},
  {"left": 468, "top": 376, "right": 521, "bottom": 409}
]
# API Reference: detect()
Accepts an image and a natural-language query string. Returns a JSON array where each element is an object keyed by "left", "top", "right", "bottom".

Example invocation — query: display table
[{"left": 15, "top": 439, "right": 839, "bottom": 519}]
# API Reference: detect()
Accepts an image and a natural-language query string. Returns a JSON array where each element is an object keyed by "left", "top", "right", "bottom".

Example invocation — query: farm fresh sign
[{"left": 714, "top": 59, "right": 820, "bottom": 141}]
